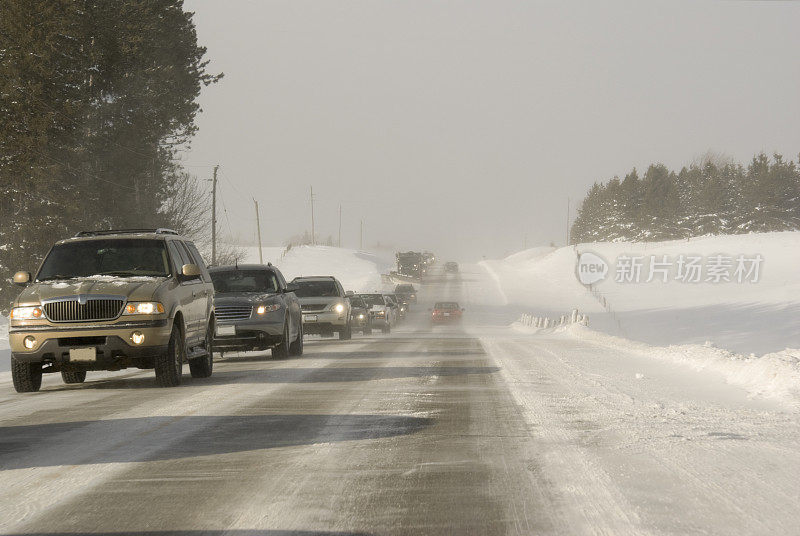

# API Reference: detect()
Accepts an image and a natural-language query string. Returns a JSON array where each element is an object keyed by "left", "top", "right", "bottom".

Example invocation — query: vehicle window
[
  {"left": 167, "top": 241, "right": 189, "bottom": 274},
  {"left": 37, "top": 239, "right": 170, "bottom": 280},
  {"left": 183, "top": 242, "right": 212, "bottom": 282},
  {"left": 360, "top": 294, "right": 385, "bottom": 307},
  {"left": 434, "top": 302, "right": 459, "bottom": 309},
  {"left": 292, "top": 280, "right": 339, "bottom": 297},
  {"left": 350, "top": 297, "right": 366, "bottom": 308},
  {"left": 211, "top": 270, "right": 278, "bottom": 293}
]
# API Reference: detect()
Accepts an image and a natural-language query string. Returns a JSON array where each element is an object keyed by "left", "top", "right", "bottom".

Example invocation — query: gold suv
[{"left": 8, "top": 229, "right": 215, "bottom": 392}]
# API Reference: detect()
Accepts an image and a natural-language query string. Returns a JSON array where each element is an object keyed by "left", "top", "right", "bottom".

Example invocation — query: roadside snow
[
  {"left": 481, "top": 232, "right": 800, "bottom": 354},
  {"left": 514, "top": 322, "right": 800, "bottom": 408}
]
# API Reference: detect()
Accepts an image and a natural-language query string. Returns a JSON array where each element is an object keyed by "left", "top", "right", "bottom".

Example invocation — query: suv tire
[
  {"left": 272, "top": 320, "right": 290, "bottom": 358},
  {"left": 382, "top": 324, "right": 391, "bottom": 334},
  {"left": 155, "top": 325, "right": 184, "bottom": 387},
  {"left": 339, "top": 321, "right": 352, "bottom": 340},
  {"left": 289, "top": 323, "right": 304, "bottom": 356},
  {"left": 364, "top": 323, "right": 372, "bottom": 335},
  {"left": 190, "top": 319, "right": 214, "bottom": 378},
  {"left": 61, "top": 370, "right": 87, "bottom": 384},
  {"left": 11, "top": 357, "right": 42, "bottom": 393}
]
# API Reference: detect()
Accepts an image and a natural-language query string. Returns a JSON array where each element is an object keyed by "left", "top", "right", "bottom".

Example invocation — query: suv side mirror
[
  {"left": 181, "top": 264, "right": 202, "bottom": 279},
  {"left": 284, "top": 283, "right": 300, "bottom": 293},
  {"left": 13, "top": 271, "right": 31, "bottom": 285}
]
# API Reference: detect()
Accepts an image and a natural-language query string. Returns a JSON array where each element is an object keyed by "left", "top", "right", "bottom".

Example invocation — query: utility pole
[
  {"left": 360, "top": 220, "right": 363, "bottom": 250},
  {"left": 254, "top": 199, "right": 263, "bottom": 264},
  {"left": 338, "top": 204, "right": 342, "bottom": 248},
  {"left": 211, "top": 165, "right": 218, "bottom": 265},
  {"left": 310, "top": 186, "right": 315, "bottom": 246},
  {"left": 566, "top": 197, "right": 571, "bottom": 246}
]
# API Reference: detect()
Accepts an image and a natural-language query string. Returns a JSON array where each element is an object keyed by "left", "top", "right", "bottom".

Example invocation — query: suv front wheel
[
  {"left": 190, "top": 318, "right": 214, "bottom": 378},
  {"left": 155, "top": 324, "right": 184, "bottom": 387},
  {"left": 11, "top": 357, "right": 43, "bottom": 393}
]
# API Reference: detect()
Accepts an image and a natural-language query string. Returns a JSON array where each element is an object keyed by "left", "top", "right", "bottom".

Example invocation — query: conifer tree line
[
  {"left": 570, "top": 152, "right": 800, "bottom": 243},
  {"left": 0, "top": 0, "right": 221, "bottom": 307}
]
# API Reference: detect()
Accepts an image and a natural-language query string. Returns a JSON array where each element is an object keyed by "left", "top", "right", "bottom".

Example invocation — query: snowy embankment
[
  {"left": 482, "top": 232, "right": 800, "bottom": 355},
  {"left": 237, "top": 244, "right": 393, "bottom": 293},
  {"left": 512, "top": 321, "right": 800, "bottom": 407}
]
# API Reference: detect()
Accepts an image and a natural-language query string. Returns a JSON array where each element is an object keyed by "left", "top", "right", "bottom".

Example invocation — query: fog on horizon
[{"left": 182, "top": 0, "right": 800, "bottom": 261}]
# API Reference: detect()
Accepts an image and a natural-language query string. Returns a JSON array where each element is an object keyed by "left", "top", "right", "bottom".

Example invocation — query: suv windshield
[
  {"left": 350, "top": 297, "right": 366, "bottom": 308},
  {"left": 211, "top": 270, "right": 278, "bottom": 293},
  {"left": 37, "top": 239, "right": 170, "bottom": 280},
  {"left": 293, "top": 280, "right": 338, "bottom": 297},
  {"left": 395, "top": 285, "right": 414, "bottom": 292},
  {"left": 360, "top": 294, "right": 385, "bottom": 307},
  {"left": 435, "top": 302, "right": 459, "bottom": 309}
]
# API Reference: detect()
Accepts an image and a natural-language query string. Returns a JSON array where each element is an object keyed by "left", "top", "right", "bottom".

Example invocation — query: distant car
[
  {"left": 358, "top": 293, "right": 395, "bottom": 334},
  {"left": 386, "top": 293, "right": 407, "bottom": 320},
  {"left": 292, "top": 276, "right": 352, "bottom": 339},
  {"left": 349, "top": 295, "right": 372, "bottom": 335},
  {"left": 394, "top": 283, "right": 417, "bottom": 304},
  {"left": 209, "top": 264, "right": 303, "bottom": 358},
  {"left": 444, "top": 262, "right": 459, "bottom": 273},
  {"left": 431, "top": 301, "right": 464, "bottom": 324}
]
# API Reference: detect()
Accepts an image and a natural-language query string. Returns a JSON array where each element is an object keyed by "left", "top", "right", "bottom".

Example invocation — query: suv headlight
[
  {"left": 10, "top": 306, "right": 43, "bottom": 320},
  {"left": 257, "top": 304, "right": 281, "bottom": 314},
  {"left": 333, "top": 303, "right": 345, "bottom": 313},
  {"left": 123, "top": 302, "right": 165, "bottom": 315}
]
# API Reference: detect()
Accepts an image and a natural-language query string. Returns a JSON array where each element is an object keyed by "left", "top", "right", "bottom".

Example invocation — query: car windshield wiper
[{"left": 97, "top": 271, "right": 142, "bottom": 277}]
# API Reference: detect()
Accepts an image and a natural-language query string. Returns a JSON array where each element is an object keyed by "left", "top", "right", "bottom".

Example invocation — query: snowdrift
[
  {"left": 513, "top": 322, "right": 800, "bottom": 407},
  {"left": 483, "top": 232, "right": 800, "bottom": 354}
]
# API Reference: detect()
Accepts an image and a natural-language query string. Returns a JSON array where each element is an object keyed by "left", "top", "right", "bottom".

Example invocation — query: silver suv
[{"left": 292, "top": 276, "right": 352, "bottom": 339}]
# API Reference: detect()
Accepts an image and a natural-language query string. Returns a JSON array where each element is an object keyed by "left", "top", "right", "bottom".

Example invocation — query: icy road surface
[{"left": 0, "top": 266, "right": 798, "bottom": 535}]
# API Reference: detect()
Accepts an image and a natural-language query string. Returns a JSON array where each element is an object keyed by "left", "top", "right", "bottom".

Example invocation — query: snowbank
[
  {"left": 547, "top": 324, "right": 800, "bottom": 407},
  {"left": 238, "top": 245, "right": 393, "bottom": 293},
  {"left": 483, "top": 232, "right": 800, "bottom": 354}
]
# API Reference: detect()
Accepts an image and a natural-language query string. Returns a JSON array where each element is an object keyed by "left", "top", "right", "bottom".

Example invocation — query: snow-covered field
[
  {"left": 480, "top": 232, "right": 800, "bottom": 355},
  {"left": 236, "top": 244, "right": 393, "bottom": 293}
]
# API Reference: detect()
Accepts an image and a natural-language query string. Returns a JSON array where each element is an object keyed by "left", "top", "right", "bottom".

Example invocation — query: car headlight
[
  {"left": 357, "top": 314, "right": 365, "bottom": 319},
  {"left": 257, "top": 304, "right": 281, "bottom": 314},
  {"left": 333, "top": 303, "right": 345, "bottom": 313},
  {"left": 123, "top": 302, "right": 165, "bottom": 315},
  {"left": 10, "top": 306, "right": 43, "bottom": 320}
]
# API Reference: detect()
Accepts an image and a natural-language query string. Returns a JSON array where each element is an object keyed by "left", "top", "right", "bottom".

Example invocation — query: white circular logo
[{"left": 576, "top": 251, "right": 608, "bottom": 285}]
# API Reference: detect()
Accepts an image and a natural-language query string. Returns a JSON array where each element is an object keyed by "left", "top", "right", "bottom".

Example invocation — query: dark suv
[
  {"left": 209, "top": 264, "right": 303, "bottom": 358},
  {"left": 9, "top": 229, "right": 216, "bottom": 392}
]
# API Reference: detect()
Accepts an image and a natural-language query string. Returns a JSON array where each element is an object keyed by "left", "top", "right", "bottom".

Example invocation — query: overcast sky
[{"left": 181, "top": 0, "right": 800, "bottom": 260}]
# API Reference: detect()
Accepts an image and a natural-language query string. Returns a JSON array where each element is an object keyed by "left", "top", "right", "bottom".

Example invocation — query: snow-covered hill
[
  {"left": 481, "top": 232, "right": 800, "bottom": 354},
  {"left": 237, "top": 245, "right": 393, "bottom": 293}
]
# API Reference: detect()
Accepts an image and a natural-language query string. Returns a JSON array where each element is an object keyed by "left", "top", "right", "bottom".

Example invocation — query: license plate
[
  {"left": 69, "top": 347, "right": 96, "bottom": 363},
  {"left": 303, "top": 314, "right": 318, "bottom": 323},
  {"left": 444, "top": 312, "right": 450, "bottom": 317},
  {"left": 216, "top": 325, "right": 236, "bottom": 336}
]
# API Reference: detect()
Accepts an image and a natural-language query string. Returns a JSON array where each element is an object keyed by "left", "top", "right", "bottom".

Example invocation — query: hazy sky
[{"left": 181, "top": 0, "right": 800, "bottom": 260}]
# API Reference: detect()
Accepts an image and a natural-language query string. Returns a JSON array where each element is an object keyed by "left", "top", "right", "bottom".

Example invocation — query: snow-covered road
[{"left": 0, "top": 264, "right": 798, "bottom": 534}]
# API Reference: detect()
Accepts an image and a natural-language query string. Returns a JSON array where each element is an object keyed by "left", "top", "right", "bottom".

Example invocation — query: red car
[{"left": 431, "top": 302, "right": 464, "bottom": 324}]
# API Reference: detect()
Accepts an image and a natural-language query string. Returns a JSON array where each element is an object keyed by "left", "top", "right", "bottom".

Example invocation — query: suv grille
[
  {"left": 301, "top": 303, "right": 328, "bottom": 312},
  {"left": 44, "top": 299, "right": 125, "bottom": 322},
  {"left": 216, "top": 305, "right": 253, "bottom": 322}
]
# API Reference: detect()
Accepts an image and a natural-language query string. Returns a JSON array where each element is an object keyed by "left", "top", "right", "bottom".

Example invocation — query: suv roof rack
[{"left": 74, "top": 228, "right": 180, "bottom": 237}]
